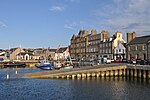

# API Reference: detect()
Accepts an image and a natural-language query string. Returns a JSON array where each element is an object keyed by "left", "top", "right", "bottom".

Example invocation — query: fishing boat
[
  {"left": 36, "top": 60, "right": 54, "bottom": 70},
  {"left": 3, "top": 61, "right": 26, "bottom": 68},
  {"left": 53, "top": 60, "right": 74, "bottom": 70}
]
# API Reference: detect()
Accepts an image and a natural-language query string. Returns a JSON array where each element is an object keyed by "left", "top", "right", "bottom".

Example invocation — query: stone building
[
  {"left": 8, "top": 47, "right": 25, "bottom": 60},
  {"left": 70, "top": 30, "right": 88, "bottom": 60},
  {"left": 86, "top": 29, "right": 101, "bottom": 61},
  {"left": 127, "top": 32, "right": 150, "bottom": 63},
  {"left": 33, "top": 48, "right": 56, "bottom": 60},
  {"left": 98, "top": 32, "right": 126, "bottom": 61},
  {"left": 70, "top": 30, "right": 126, "bottom": 63},
  {"left": 16, "top": 52, "right": 34, "bottom": 60},
  {"left": 54, "top": 47, "right": 70, "bottom": 61}
]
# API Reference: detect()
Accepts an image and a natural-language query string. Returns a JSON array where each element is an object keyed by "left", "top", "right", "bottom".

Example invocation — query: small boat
[
  {"left": 64, "top": 65, "right": 73, "bottom": 69},
  {"left": 36, "top": 60, "right": 54, "bottom": 70},
  {"left": 53, "top": 61, "right": 74, "bottom": 70},
  {"left": 3, "top": 61, "right": 26, "bottom": 68}
]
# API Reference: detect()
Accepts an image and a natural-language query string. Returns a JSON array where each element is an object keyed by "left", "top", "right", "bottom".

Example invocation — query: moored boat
[
  {"left": 36, "top": 60, "right": 54, "bottom": 70},
  {"left": 3, "top": 61, "right": 26, "bottom": 68},
  {"left": 63, "top": 65, "right": 73, "bottom": 69}
]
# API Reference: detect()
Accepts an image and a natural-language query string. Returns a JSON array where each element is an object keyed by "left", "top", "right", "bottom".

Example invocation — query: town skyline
[{"left": 0, "top": 0, "right": 150, "bottom": 49}]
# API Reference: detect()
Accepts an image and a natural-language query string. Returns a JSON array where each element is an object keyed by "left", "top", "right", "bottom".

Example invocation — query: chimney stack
[{"left": 127, "top": 32, "right": 136, "bottom": 43}]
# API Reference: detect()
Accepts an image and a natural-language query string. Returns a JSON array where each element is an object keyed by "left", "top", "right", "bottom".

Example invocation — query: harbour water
[{"left": 0, "top": 68, "right": 150, "bottom": 100}]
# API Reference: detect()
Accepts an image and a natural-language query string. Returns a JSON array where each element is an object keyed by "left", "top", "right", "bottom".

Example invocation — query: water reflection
[{"left": 0, "top": 69, "right": 150, "bottom": 100}]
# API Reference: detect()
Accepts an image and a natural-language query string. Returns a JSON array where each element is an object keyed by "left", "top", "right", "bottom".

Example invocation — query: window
[
  {"left": 99, "top": 44, "right": 101, "bottom": 48},
  {"left": 109, "top": 43, "right": 111, "bottom": 47},
  {"left": 106, "top": 43, "right": 108, "bottom": 47},
  {"left": 123, "top": 49, "right": 125, "bottom": 53},
  {"left": 119, "top": 49, "right": 121, "bottom": 52},
  {"left": 109, "top": 49, "right": 111, "bottom": 53},
  {"left": 143, "top": 45, "right": 146, "bottom": 50},
  {"left": 106, "top": 49, "right": 108, "bottom": 53},
  {"left": 116, "top": 50, "right": 118, "bottom": 53},
  {"left": 135, "top": 46, "right": 138, "bottom": 50},
  {"left": 103, "top": 43, "right": 105, "bottom": 47},
  {"left": 100, "top": 50, "right": 102, "bottom": 53}
]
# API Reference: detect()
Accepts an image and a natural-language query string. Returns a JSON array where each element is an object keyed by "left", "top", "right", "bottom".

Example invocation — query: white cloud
[
  {"left": 93, "top": 0, "right": 150, "bottom": 35},
  {"left": 0, "top": 21, "right": 7, "bottom": 29},
  {"left": 64, "top": 22, "right": 77, "bottom": 30},
  {"left": 49, "top": 6, "right": 65, "bottom": 12},
  {"left": 64, "top": 24, "right": 74, "bottom": 30},
  {"left": 65, "top": 0, "right": 80, "bottom": 3}
]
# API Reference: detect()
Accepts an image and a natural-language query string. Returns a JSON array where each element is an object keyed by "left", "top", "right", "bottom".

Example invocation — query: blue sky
[{"left": 0, "top": 0, "right": 150, "bottom": 49}]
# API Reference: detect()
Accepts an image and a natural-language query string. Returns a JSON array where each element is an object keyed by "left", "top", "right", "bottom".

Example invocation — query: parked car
[
  {"left": 111, "top": 59, "right": 114, "bottom": 62},
  {"left": 106, "top": 58, "right": 111, "bottom": 64},
  {"left": 140, "top": 60, "right": 149, "bottom": 65},
  {"left": 122, "top": 59, "right": 127, "bottom": 63},
  {"left": 114, "top": 59, "right": 121, "bottom": 63}
]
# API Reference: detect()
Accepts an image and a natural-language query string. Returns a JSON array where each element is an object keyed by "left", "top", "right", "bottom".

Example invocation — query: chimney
[
  {"left": 91, "top": 29, "right": 97, "bottom": 35},
  {"left": 83, "top": 30, "right": 89, "bottom": 37},
  {"left": 127, "top": 32, "right": 136, "bottom": 43},
  {"left": 101, "top": 30, "right": 110, "bottom": 41}
]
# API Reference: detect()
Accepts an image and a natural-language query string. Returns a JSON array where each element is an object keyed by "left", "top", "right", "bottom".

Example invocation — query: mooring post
[
  {"left": 81, "top": 73, "right": 86, "bottom": 78},
  {"left": 110, "top": 70, "right": 113, "bottom": 77},
  {"left": 77, "top": 74, "right": 81, "bottom": 78},
  {"left": 6, "top": 67, "right": 9, "bottom": 79},
  {"left": 143, "top": 70, "right": 146, "bottom": 79},
  {"left": 67, "top": 75, "right": 70, "bottom": 79},
  {"left": 96, "top": 72, "right": 100, "bottom": 77},
  {"left": 106, "top": 71, "right": 109, "bottom": 77},
  {"left": 101, "top": 71, "right": 105, "bottom": 77},
  {"left": 72, "top": 74, "right": 76, "bottom": 79},
  {"left": 87, "top": 73, "right": 91, "bottom": 77},
  {"left": 148, "top": 70, "right": 150, "bottom": 79},
  {"left": 15, "top": 65, "right": 18, "bottom": 75},
  {"left": 92, "top": 73, "right": 96, "bottom": 77}
]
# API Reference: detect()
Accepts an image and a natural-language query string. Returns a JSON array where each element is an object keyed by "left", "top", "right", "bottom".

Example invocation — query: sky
[{"left": 0, "top": 0, "right": 150, "bottom": 49}]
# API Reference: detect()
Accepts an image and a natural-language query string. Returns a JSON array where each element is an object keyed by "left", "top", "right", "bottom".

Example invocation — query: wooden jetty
[{"left": 24, "top": 64, "right": 150, "bottom": 80}]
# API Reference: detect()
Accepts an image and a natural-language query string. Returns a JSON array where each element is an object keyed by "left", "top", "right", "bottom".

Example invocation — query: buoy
[{"left": 6, "top": 74, "right": 9, "bottom": 79}]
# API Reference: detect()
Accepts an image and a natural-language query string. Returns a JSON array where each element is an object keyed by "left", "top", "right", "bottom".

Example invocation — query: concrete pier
[{"left": 25, "top": 64, "right": 150, "bottom": 80}]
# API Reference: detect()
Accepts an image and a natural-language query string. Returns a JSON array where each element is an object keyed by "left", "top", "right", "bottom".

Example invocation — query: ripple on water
[{"left": 0, "top": 69, "right": 150, "bottom": 100}]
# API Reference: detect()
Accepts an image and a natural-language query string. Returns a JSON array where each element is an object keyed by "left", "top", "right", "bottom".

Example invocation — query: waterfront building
[
  {"left": 54, "top": 47, "right": 70, "bottom": 61},
  {"left": 0, "top": 50, "right": 7, "bottom": 60},
  {"left": 70, "top": 30, "right": 126, "bottom": 63},
  {"left": 33, "top": 48, "right": 56, "bottom": 60},
  {"left": 8, "top": 47, "right": 25, "bottom": 60},
  {"left": 114, "top": 42, "right": 126, "bottom": 60},
  {"left": 70, "top": 30, "right": 88, "bottom": 61},
  {"left": 98, "top": 32, "right": 126, "bottom": 61},
  {"left": 86, "top": 29, "right": 100, "bottom": 62},
  {"left": 16, "top": 52, "right": 34, "bottom": 60},
  {"left": 127, "top": 32, "right": 150, "bottom": 63}
]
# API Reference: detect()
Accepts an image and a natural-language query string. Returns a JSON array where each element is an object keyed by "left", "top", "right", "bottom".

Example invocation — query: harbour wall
[{"left": 25, "top": 64, "right": 150, "bottom": 80}]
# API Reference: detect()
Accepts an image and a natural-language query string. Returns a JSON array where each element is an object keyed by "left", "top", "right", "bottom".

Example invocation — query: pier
[{"left": 25, "top": 64, "right": 150, "bottom": 80}]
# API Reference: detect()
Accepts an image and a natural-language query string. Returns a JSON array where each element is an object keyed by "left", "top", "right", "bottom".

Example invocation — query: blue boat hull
[
  {"left": 64, "top": 66, "right": 73, "bottom": 69},
  {"left": 36, "top": 64, "right": 53, "bottom": 70}
]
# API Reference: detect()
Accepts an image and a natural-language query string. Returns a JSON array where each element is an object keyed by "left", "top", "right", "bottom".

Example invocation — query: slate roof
[
  {"left": 49, "top": 49, "right": 57, "bottom": 52},
  {"left": 128, "top": 35, "right": 150, "bottom": 45},
  {"left": 17, "top": 52, "right": 33, "bottom": 56},
  {"left": 56, "top": 47, "right": 67, "bottom": 53}
]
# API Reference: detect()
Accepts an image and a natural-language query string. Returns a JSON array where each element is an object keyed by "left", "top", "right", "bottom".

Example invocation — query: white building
[{"left": 114, "top": 42, "right": 126, "bottom": 60}]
